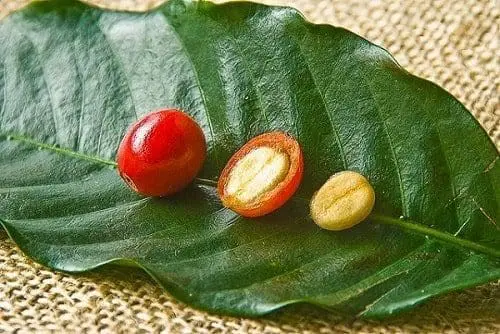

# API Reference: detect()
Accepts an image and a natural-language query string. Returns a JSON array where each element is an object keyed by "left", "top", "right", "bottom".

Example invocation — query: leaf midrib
[{"left": 1, "top": 133, "right": 498, "bottom": 258}]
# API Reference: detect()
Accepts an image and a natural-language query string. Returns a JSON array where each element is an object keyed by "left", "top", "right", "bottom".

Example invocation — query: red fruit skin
[
  {"left": 217, "top": 132, "right": 304, "bottom": 217},
  {"left": 117, "top": 109, "right": 206, "bottom": 197}
]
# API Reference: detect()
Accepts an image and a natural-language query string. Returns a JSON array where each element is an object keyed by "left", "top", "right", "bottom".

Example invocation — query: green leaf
[{"left": 0, "top": 0, "right": 498, "bottom": 319}]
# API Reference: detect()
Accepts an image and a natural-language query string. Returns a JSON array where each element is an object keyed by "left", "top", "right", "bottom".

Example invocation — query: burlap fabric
[{"left": 0, "top": 0, "right": 498, "bottom": 333}]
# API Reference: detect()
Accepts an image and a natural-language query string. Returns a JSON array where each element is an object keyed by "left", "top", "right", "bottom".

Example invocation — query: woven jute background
[{"left": 0, "top": 0, "right": 499, "bottom": 333}]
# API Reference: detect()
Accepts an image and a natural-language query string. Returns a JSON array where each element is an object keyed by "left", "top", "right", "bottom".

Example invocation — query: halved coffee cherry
[{"left": 218, "top": 132, "right": 303, "bottom": 217}]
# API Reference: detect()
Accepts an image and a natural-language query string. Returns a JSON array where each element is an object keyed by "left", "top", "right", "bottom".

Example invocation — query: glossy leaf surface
[{"left": 0, "top": 0, "right": 498, "bottom": 318}]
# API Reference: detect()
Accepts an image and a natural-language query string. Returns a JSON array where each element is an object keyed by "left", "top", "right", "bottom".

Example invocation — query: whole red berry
[{"left": 117, "top": 109, "right": 206, "bottom": 197}]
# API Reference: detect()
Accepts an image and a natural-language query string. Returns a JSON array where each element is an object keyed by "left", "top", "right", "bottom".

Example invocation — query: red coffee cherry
[{"left": 117, "top": 109, "right": 206, "bottom": 197}]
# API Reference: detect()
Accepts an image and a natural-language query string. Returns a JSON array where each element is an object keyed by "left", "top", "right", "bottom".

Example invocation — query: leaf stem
[
  {"left": 195, "top": 177, "right": 218, "bottom": 187},
  {"left": 370, "top": 213, "right": 500, "bottom": 258}
]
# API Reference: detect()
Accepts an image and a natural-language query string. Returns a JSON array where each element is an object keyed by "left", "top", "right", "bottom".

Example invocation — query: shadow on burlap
[{"left": 0, "top": 0, "right": 499, "bottom": 332}]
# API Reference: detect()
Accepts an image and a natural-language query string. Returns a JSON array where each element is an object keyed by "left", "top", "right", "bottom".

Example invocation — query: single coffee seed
[
  {"left": 225, "top": 146, "right": 290, "bottom": 204},
  {"left": 310, "top": 171, "right": 375, "bottom": 231}
]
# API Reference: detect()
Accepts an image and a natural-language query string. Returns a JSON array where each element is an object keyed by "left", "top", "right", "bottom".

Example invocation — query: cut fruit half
[{"left": 218, "top": 132, "right": 303, "bottom": 217}]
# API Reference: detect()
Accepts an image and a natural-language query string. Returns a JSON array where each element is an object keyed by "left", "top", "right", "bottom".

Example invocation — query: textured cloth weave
[{"left": 0, "top": 0, "right": 499, "bottom": 333}]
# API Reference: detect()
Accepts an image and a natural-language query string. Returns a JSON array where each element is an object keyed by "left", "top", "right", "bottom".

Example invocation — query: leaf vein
[
  {"left": 358, "top": 69, "right": 408, "bottom": 216},
  {"left": 14, "top": 29, "right": 60, "bottom": 144},
  {"left": 161, "top": 14, "right": 218, "bottom": 165},
  {"left": 70, "top": 35, "right": 85, "bottom": 151},
  {"left": 95, "top": 13, "right": 139, "bottom": 121},
  {"left": 0, "top": 58, "right": 6, "bottom": 130},
  {"left": 295, "top": 34, "right": 349, "bottom": 169}
]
